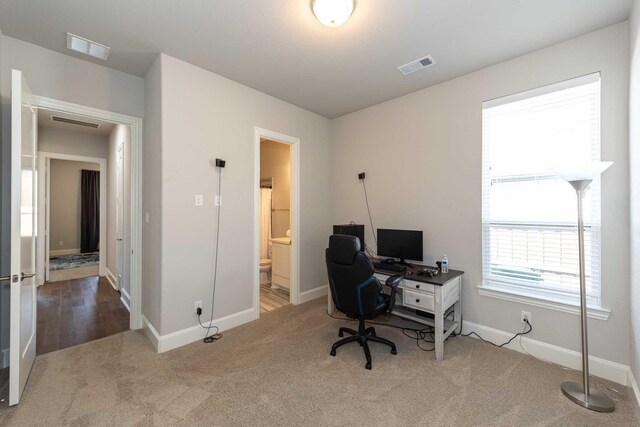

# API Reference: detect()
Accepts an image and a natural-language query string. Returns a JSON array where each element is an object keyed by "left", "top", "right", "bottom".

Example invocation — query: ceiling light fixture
[
  {"left": 312, "top": 0, "right": 355, "bottom": 27},
  {"left": 66, "top": 33, "right": 110, "bottom": 61}
]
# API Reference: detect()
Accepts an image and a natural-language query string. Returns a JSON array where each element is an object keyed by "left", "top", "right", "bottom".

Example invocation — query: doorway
[
  {"left": 35, "top": 109, "right": 131, "bottom": 355},
  {"left": 253, "top": 128, "right": 300, "bottom": 319}
]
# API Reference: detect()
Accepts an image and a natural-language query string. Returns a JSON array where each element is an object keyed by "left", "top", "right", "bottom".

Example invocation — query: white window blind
[{"left": 482, "top": 74, "right": 602, "bottom": 306}]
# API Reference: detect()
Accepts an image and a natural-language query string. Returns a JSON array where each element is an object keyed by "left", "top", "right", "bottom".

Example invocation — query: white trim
[
  {"left": 105, "top": 268, "right": 118, "bottom": 290},
  {"left": 483, "top": 72, "right": 601, "bottom": 108},
  {"left": 49, "top": 248, "right": 81, "bottom": 257},
  {"left": 142, "top": 316, "right": 160, "bottom": 352},
  {"left": 253, "top": 128, "right": 301, "bottom": 322},
  {"left": 31, "top": 95, "right": 143, "bottom": 330},
  {"left": 461, "top": 320, "right": 628, "bottom": 385},
  {"left": 477, "top": 285, "right": 611, "bottom": 320},
  {"left": 627, "top": 368, "right": 640, "bottom": 409},
  {"left": 1, "top": 348, "right": 9, "bottom": 369},
  {"left": 120, "top": 287, "right": 131, "bottom": 312},
  {"left": 38, "top": 152, "right": 107, "bottom": 280},
  {"left": 144, "top": 309, "right": 255, "bottom": 353},
  {"left": 299, "top": 284, "right": 328, "bottom": 304}
]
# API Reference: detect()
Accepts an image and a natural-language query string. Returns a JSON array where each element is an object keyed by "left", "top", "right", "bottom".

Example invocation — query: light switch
[
  {"left": 145, "top": 212, "right": 150, "bottom": 224},
  {"left": 195, "top": 194, "right": 204, "bottom": 207}
]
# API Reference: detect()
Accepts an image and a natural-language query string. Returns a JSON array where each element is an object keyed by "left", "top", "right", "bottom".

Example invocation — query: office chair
[{"left": 326, "top": 234, "right": 403, "bottom": 370}]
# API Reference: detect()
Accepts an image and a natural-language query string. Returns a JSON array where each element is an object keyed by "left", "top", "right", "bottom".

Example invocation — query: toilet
[{"left": 260, "top": 258, "right": 272, "bottom": 285}]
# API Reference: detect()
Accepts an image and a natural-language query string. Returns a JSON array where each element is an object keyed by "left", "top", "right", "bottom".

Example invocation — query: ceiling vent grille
[
  {"left": 51, "top": 115, "right": 100, "bottom": 129},
  {"left": 397, "top": 55, "right": 436, "bottom": 75}
]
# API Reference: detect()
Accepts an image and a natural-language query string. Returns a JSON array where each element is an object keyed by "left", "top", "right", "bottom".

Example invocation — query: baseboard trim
[
  {"left": 1, "top": 347, "right": 9, "bottom": 369},
  {"left": 143, "top": 308, "right": 256, "bottom": 353},
  {"left": 461, "top": 320, "right": 629, "bottom": 385},
  {"left": 628, "top": 368, "right": 640, "bottom": 409},
  {"left": 299, "top": 284, "right": 327, "bottom": 304},
  {"left": 142, "top": 315, "right": 160, "bottom": 352},
  {"left": 50, "top": 248, "right": 80, "bottom": 257},
  {"left": 105, "top": 268, "right": 118, "bottom": 291},
  {"left": 120, "top": 287, "right": 131, "bottom": 312}
]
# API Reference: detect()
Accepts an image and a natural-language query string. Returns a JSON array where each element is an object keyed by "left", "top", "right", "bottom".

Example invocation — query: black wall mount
[
  {"left": 215, "top": 158, "right": 226, "bottom": 168},
  {"left": 358, "top": 172, "right": 366, "bottom": 180}
]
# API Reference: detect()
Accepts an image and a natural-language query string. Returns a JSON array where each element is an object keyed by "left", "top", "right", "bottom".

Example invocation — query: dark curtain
[{"left": 81, "top": 170, "right": 100, "bottom": 253}]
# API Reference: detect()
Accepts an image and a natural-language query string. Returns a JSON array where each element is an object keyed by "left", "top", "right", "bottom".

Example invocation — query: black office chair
[{"left": 326, "top": 234, "right": 403, "bottom": 370}]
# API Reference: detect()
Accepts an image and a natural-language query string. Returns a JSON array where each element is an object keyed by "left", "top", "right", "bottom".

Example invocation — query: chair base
[{"left": 330, "top": 318, "right": 397, "bottom": 370}]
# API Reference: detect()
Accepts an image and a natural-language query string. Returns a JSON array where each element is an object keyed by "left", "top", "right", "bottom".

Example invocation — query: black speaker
[{"left": 333, "top": 224, "right": 365, "bottom": 250}]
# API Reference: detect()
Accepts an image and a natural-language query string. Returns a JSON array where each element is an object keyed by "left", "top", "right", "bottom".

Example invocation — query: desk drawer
[
  {"left": 403, "top": 289, "right": 434, "bottom": 312},
  {"left": 400, "top": 281, "right": 434, "bottom": 294}
]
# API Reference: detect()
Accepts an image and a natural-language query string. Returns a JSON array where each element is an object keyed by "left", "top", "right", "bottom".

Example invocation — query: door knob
[{"left": 21, "top": 272, "right": 36, "bottom": 281}]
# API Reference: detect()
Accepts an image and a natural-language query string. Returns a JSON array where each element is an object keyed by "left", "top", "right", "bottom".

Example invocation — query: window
[{"left": 481, "top": 74, "right": 602, "bottom": 308}]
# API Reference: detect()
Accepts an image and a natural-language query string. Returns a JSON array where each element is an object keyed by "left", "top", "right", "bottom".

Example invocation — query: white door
[
  {"left": 9, "top": 69, "right": 38, "bottom": 405},
  {"left": 116, "top": 143, "right": 124, "bottom": 289}
]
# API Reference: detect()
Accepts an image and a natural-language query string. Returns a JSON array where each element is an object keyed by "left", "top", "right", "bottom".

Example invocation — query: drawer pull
[
  {"left": 416, "top": 299, "right": 420, "bottom": 303},
  {"left": 416, "top": 284, "right": 420, "bottom": 289}
]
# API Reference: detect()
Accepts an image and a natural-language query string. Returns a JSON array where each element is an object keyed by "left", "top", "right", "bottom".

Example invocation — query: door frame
[
  {"left": 31, "top": 95, "right": 143, "bottom": 330},
  {"left": 37, "top": 152, "right": 107, "bottom": 283},
  {"left": 253, "top": 127, "right": 300, "bottom": 318}
]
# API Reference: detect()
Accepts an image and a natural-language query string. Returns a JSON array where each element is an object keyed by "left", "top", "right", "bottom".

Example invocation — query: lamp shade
[
  {"left": 312, "top": 0, "right": 355, "bottom": 27},
  {"left": 552, "top": 161, "right": 613, "bottom": 183}
]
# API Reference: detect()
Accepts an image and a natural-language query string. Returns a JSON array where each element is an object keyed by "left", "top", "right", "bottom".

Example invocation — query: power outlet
[
  {"left": 521, "top": 311, "right": 532, "bottom": 325},
  {"left": 194, "top": 300, "right": 203, "bottom": 315}
]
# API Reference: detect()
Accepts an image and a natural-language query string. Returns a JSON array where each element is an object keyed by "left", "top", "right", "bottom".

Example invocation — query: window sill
[{"left": 477, "top": 284, "right": 610, "bottom": 321}]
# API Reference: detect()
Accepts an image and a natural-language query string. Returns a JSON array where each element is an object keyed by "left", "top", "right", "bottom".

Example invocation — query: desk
[{"left": 327, "top": 262, "right": 464, "bottom": 361}]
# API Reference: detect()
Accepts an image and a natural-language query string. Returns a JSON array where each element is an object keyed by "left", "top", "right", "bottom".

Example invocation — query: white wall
[
  {"left": 332, "top": 23, "right": 631, "bottom": 365},
  {"left": 629, "top": 0, "right": 640, "bottom": 387},
  {"left": 107, "top": 124, "right": 131, "bottom": 304},
  {"left": 38, "top": 126, "right": 109, "bottom": 158},
  {"left": 149, "top": 54, "right": 332, "bottom": 336},
  {"left": 49, "top": 159, "right": 100, "bottom": 253}
]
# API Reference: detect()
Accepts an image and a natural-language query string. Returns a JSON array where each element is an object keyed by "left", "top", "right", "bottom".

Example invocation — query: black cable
[
  {"left": 457, "top": 318, "right": 532, "bottom": 348},
  {"left": 361, "top": 180, "right": 377, "bottom": 247},
  {"left": 200, "top": 166, "right": 223, "bottom": 344}
]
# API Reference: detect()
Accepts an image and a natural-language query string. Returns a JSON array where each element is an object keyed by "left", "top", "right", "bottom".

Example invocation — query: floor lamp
[{"left": 553, "top": 161, "right": 614, "bottom": 413}]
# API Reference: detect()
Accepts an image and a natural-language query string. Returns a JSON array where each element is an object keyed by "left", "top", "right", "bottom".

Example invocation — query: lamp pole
[{"left": 559, "top": 178, "right": 614, "bottom": 413}]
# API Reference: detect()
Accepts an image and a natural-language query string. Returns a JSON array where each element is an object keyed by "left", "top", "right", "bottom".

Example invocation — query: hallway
[{"left": 36, "top": 276, "right": 129, "bottom": 355}]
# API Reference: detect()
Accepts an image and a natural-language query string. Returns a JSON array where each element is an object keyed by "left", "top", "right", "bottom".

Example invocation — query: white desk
[{"left": 328, "top": 266, "right": 464, "bottom": 361}]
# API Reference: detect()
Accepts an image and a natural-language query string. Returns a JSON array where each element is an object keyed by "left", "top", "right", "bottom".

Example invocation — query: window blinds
[{"left": 481, "top": 73, "right": 602, "bottom": 306}]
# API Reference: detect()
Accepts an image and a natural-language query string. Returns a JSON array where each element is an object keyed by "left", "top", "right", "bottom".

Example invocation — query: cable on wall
[
  {"left": 358, "top": 172, "right": 377, "bottom": 249},
  {"left": 198, "top": 158, "right": 226, "bottom": 343}
]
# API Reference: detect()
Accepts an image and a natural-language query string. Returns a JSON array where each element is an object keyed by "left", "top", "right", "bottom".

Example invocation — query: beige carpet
[{"left": 0, "top": 298, "right": 638, "bottom": 426}]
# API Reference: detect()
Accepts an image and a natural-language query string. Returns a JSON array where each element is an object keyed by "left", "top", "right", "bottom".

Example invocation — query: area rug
[{"left": 49, "top": 253, "right": 99, "bottom": 271}]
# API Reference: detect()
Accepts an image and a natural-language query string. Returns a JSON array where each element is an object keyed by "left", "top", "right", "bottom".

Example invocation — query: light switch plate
[
  {"left": 195, "top": 194, "right": 204, "bottom": 207},
  {"left": 145, "top": 212, "right": 150, "bottom": 224},
  {"left": 215, "top": 195, "right": 222, "bottom": 207}
]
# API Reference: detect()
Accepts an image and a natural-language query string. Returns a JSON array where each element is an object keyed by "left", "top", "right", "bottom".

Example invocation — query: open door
[
  {"left": 9, "top": 69, "right": 38, "bottom": 405},
  {"left": 116, "top": 143, "right": 124, "bottom": 289}
]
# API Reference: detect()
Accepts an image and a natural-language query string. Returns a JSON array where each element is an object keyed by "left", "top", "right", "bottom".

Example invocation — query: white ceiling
[
  {"left": 38, "top": 107, "right": 115, "bottom": 136},
  {"left": 0, "top": 0, "right": 632, "bottom": 118}
]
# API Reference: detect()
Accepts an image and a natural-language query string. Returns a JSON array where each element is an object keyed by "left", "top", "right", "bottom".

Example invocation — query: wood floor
[
  {"left": 260, "top": 283, "right": 290, "bottom": 313},
  {"left": 36, "top": 276, "right": 130, "bottom": 355}
]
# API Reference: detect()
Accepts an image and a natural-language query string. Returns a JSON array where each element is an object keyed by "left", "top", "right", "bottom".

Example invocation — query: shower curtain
[{"left": 260, "top": 188, "right": 272, "bottom": 259}]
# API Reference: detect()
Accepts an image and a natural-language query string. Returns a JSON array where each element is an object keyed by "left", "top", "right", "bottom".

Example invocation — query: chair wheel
[
  {"left": 330, "top": 349, "right": 336, "bottom": 356},
  {"left": 391, "top": 348, "right": 397, "bottom": 355},
  {"left": 365, "top": 363, "right": 372, "bottom": 370},
  {"left": 338, "top": 332, "right": 344, "bottom": 337}
]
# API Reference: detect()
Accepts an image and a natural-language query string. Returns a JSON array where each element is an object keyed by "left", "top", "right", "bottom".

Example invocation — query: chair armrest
[
  {"left": 385, "top": 275, "right": 403, "bottom": 289},
  {"left": 384, "top": 275, "right": 403, "bottom": 313}
]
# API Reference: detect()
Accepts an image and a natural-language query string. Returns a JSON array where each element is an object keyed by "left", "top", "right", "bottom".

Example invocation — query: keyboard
[{"left": 372, "top": 262, "right": 406, "bottom": 272}]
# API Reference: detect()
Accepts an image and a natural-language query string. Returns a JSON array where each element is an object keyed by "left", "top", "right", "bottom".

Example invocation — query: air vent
[
  {"left": 51, "top": 115, "right": 100, "bottom": 129},
  {"left": 397, "top": 55, "right": 436, "bottom": 76}
]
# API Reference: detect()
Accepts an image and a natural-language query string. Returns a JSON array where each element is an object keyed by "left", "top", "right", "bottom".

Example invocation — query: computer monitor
[{"left": 377, "top": 229, "right": 423, "bottom": 263}]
